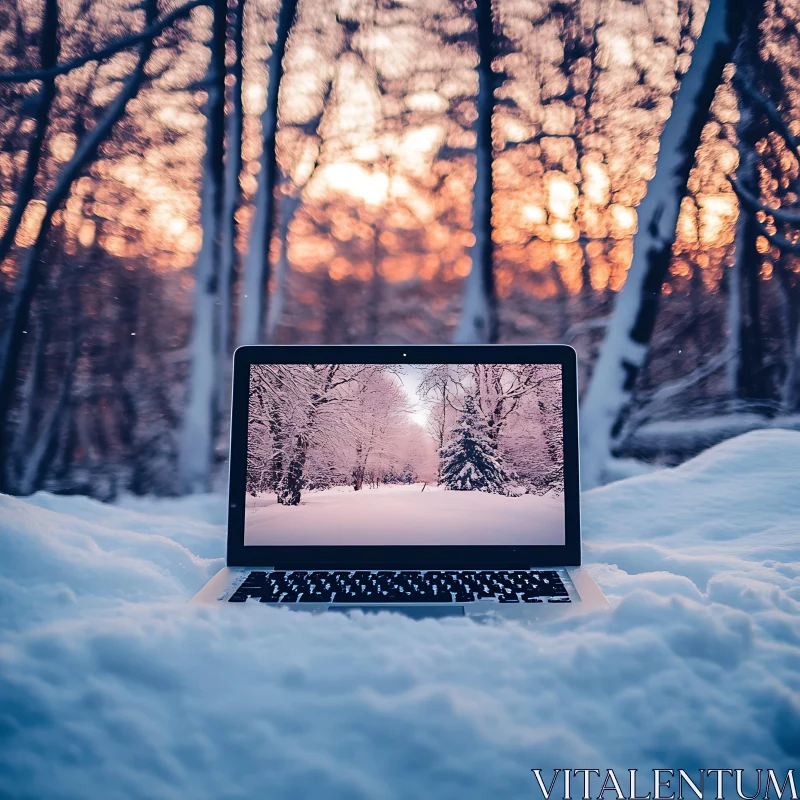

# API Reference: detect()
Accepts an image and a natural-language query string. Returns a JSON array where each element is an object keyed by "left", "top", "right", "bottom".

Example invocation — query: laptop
[{"left": 192, "top": 344, "right": 608, "bottom": 618}]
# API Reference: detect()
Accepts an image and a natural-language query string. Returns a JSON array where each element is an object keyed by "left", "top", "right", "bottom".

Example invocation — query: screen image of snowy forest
[{"left": 244, "top": 363, "right": 564, "bottom": 544}]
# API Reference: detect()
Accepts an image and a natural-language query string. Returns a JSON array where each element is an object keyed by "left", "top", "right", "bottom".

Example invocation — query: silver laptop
[{"left": 192, "top": 344, "right": 608, "bottom": 619}]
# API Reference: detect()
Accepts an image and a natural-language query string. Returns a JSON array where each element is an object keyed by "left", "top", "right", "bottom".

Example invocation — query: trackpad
[{"left": 328, "top": 605, "right": 465, "bottom": 619}]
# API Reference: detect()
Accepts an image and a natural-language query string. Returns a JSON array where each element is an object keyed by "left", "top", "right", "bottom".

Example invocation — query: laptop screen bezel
[{"left": 227, "top": 344, "right": 581, "bottom": 569}]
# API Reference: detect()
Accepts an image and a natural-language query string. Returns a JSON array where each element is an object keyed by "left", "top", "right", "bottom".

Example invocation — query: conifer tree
[{"left": 439, "top": 395, "right": 510, "bottom": 493}]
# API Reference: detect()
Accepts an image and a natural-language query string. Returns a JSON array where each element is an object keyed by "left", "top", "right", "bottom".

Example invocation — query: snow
[
  {"left": 1, "top": 430, "right": 798, "bottom": 797},
  {"left": 626, "top": 413, "right": 800, "bottom": 459},
  {"left": 244, "top": 483, "right": 565, "bottom": 545}
]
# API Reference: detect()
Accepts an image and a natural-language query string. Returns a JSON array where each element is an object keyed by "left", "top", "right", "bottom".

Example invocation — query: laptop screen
[{"left": 243, "top": 363, "right": 565, "bottom": 547}]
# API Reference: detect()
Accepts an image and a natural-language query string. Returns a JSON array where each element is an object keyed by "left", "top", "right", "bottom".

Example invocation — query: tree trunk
[
  {"left": 455, "top": 0, "right": 497, "bottom": 344},
  {"left": 178, "top": 0, "right": 227, "bottom": 493},
  {"left": 268, "top": 373, "right": 284, "bottom": 488},
  {"left": 265, "top": 190, "right": 300, "bottom": 342},
  {"left": 277, "top": 432, "right": 306, "bottom": 505},
  {"left": 366, "top": 208, "right": 384, "bottom": 344},
  {"left": 216, "top": 0, "right": 246, "bottom": 411},
  {"left": 774, "top": 258, "right": 800, "bottom": 412},
  {"left": 18, "top": 315, "right": 81, "bottom": 495},
  {"left": 0, "top": 0, "right": 158, "bottom": 494},
  {"left": 787, "top": 316, "right": 800, "bottom": 412},
  {"left": 237, "top": 0, "right": 299, "bottom": 346},
  {"left": 727, "top": 0, "right": 769, "bottom": 402},
  {"left": 10, "top": 290, "right": 50, "bottom": 486},
  {"left": 352, "top": 441, "right": 365, "bottom": 491},
  {"left": 0, "top": 0, "right": 59, "bottom": 267},
  {"left": 579, "top": 0, "right": 746, "bottom": 489}
]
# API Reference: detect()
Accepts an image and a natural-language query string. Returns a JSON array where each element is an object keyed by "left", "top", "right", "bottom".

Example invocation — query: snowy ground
[
  {"left": 1, "top": 430, "right": 798, "bottom": 798},
  {"left": 244, "top": 483, "right": 565, "bottom": 545}
]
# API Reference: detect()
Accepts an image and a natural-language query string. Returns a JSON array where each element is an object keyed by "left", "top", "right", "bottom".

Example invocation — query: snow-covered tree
[
  {"left": 439, "top": 394, "right": 511, "bottom": 493},
  {"left": 579, "top": 0, "right": 747, "bottom": 489},
  {"left": 248, "top": 363, "right": 398, "bottom": 505},
  {"left": 469, "top": 364, "right": 561, "bottom": 443},
  {"left": 348, "top": 373, "right": 410, "bottom": 490}
]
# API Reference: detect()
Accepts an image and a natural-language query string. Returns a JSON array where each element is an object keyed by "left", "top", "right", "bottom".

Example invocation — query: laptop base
[{"left": 191, "top": 566, "right": 609, "bottom": 619}]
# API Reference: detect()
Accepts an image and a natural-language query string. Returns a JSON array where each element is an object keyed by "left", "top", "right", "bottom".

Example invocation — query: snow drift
[{"left": 1, "top": 430, "right": 798, "bottom": 798}]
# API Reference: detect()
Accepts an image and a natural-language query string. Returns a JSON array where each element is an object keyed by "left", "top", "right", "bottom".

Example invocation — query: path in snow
[{"left": 244, "top": 483, "right": 565, "bottom": 545}]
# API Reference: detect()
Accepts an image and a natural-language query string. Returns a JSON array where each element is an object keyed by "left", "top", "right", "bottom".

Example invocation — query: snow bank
[
  {"left": 623, "top": 413, "right": 800, "bottom": 460},
  {"left": 1, "top": 431, "right": 798, "bottom": 798}
]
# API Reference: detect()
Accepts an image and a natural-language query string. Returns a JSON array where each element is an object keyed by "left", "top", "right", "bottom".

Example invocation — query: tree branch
[
  {"left": 0, "top": 0, "right": 59, "bottom": 265},
  {"left": 729, "top": 175, "right": 800, "bottom": 224},
  {"left": 0, "top": 0, "right": 207, "bottom": 84},
  {"left": 755, "top": 218, "right": 800, "bottom": 254},
  {"left": 0, "top": 0, "right": 160, "bottom": 491},
  {"left": 734, "top": 74, "right": 800, "bottom": 165}
]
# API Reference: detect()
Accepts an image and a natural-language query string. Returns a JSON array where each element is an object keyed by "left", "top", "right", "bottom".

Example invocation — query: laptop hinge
[{"left": 231, "top": 566, "right": 274, "bottom": 572}]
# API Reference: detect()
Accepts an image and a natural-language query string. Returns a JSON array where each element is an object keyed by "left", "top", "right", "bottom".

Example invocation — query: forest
[
  {"left": 244, "top": 363, "right": 565, "bottom": 545},
  {"left": 1, "top": 0, "right": 799, "bottom": 499}
]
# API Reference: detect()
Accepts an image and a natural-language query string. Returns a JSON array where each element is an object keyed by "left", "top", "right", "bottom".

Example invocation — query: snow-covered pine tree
[{"left": 439, "top": 395, "right": 510, "bottom": 493}]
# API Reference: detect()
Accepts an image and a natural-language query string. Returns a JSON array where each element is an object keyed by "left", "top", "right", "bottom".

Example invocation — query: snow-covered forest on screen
[{"left": 244, "top": 363, "right": 564, "bottom": 544}]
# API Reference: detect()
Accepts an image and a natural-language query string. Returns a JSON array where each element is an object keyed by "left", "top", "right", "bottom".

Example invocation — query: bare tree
[
  {"left": 455, "top": 0, "right": 498, "bottom": 344},
  {"left": 726, "top": 0, "right": 769, "bottom": 403},
  {"left": 419, "top": 364, "right": 452, "bottom": 481},
  {"left": 0, "top": 0, "right": 164, "bottom": 494},
  {"left": 178, "top": 0, "right": 228, "bottom": 493},
  {"left": 265, "top": 79, "right": 332, "bottom": 342},
  {"left": 216, "top": 0, "right": 246, "bottom": 411},
  {"left": 580, "top": 0, "right": 747, "bottom": 489},
  {"left": 728, "top": 0, "right": 800, "bottom": 412},
  {"left": 237, "top": 0, "right": 300, "bottom": 346},
  {"left": 0, "top": 0, "right": 59, "bottom": 267}
]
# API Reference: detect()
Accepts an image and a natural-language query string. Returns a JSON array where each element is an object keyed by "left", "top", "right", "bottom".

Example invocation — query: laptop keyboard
[{"left": 227, "top": 570, "right": 571, "bottom": 604}]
